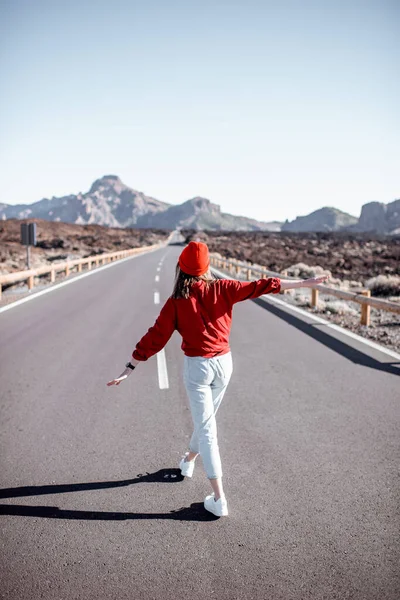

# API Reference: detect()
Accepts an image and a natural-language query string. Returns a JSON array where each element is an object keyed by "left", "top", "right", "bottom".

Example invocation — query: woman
[{"left": 107, "top": 241, "right": 328, "bottom": 517}]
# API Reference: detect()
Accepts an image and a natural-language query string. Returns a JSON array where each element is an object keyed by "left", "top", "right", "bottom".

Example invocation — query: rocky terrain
[
  {"left": 183, "top": 229, "right": 400, "bottom": 353},
  {"left": 183, "top": 230, "right": 400, "bottom": 281},
  {"left": 0, "top": 218, "right": 171, "bottom": 275}
]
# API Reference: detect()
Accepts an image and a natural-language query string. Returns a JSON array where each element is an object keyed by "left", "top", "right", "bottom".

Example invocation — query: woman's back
[
  {"left": 132, "top": 240, "right": 280, "bottom": 362},
  {"left": 174, "top": 279, "right": 235, "bottom": 357},
  {"left": 148, "top": 275, "right": 281, "bottom": 359}
]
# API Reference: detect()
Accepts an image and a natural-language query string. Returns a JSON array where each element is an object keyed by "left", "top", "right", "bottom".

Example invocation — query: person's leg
[
  {"left": 183, "top": 357, "right": 223, "bottom": 485},
  {"left": 210, "top": 352, "right": 233, "bottom": 416},
  {"left": 185, "top": 450, "right": 199, "bottom": 462},
  {"left": 208, "top": 476, "right": 225, "bottom": 501},
  {"left": 185, "top": 431, "right": 199, "bottom": 462},
  {"left": 187, "top": 352, "right": 233, "bottom": 462},
  {"left": 182, "top": 356, "right": 200, "bottom": 463},
  {"left": 190, "top": 389, "right": 223, "bottom": 481},
  {"left": 207, "top": 353, "right": 233, "bottom": 500}
]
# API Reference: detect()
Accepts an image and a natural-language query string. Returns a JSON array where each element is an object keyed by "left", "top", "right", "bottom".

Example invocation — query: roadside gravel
[{"left": 279, "top": 289, "right": 400, "bottom": 354}]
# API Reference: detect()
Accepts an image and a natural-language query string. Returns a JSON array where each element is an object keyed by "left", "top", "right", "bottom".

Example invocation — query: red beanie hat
[{"left": 178, "top": 241, "right": 210, "bottom": 276}]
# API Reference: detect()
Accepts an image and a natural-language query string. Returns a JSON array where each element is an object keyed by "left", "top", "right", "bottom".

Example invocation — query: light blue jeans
[{"left": 183, "top": 351, "right": 233, "bottom": 479}]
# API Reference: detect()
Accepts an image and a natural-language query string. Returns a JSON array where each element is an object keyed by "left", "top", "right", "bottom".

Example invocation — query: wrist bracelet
[{"left": 125, "top": 362, "right": 135, "bottom": 370}]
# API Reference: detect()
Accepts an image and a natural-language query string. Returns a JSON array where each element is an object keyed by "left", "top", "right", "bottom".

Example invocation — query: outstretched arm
[
  {"left": 280, "top": 275, "right": 329, "bottom": 291},
  {"left": 106, "top": 298, "right": 176, "bottom": 387},
  {"left": 106, "top": 357, "right": 140, "bottom": 387}
]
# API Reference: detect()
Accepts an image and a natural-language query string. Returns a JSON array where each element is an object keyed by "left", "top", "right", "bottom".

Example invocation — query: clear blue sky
[{"left": 0, "top": 0, "right": 398, "bottom": 222}]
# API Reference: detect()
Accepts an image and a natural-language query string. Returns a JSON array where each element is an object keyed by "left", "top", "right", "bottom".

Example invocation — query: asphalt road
[{"left": 0, "top": 243, "right": 399, "bottom": 600}]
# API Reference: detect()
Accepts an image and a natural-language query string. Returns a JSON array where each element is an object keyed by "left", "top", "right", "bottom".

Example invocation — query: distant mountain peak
[
  {"left": 181, "top": 197, "right": 221, "bottom": 215},
  {"left": 102, "top": 174, "right": 120, "bottom": 181},
  {"left": 184, "top": 196, "right": 210, "bottom": 207},
  {"left": 89, "top": 174, "right": 125, "bottom": 194},
  {"left": 282, "top": 206, "right": 358, "bottom": 232}
]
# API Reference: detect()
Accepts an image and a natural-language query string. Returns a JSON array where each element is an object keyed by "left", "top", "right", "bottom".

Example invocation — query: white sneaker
[
  {"left": 204, "top": 493, "right": 229, "bottom": 517},
  {"left": 179, "top": 453, "right": 195, "bottom": 478}
]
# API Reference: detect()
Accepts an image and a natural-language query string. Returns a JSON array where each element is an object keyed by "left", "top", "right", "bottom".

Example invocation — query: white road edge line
[
  {"left": 154, "top": 291, "right": 160, "bottom": 304},
  {"left": 265, "top": 295, "right": 400, "bottom": 360},
  {"left": 157, "top": 348, "right": 169, "bottom": 389},
  {"left": 0, "top": 247, "right": 163, "bottom": 315},
  {"left": 211, "top": 267, "right": 400, "bottom": 361}
]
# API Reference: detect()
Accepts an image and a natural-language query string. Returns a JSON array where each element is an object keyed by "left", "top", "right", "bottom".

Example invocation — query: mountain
[
  {"left": 354, "top": 200, "right": 400, "bottom": 234},
  {"left": 0, "top": 176, "right": 281, "bottom": 231},
  {"left": 0, "top": 176, "right": 170, "bottom": 228},
  {"left": 137, "top": 196, "right": 280, "bottom": 231},
  {"left": 281, "top": 207, "right": 358, "bottom": 232},
  {"left": 1, "top": 176, "right": 398, "bottom": 233}
]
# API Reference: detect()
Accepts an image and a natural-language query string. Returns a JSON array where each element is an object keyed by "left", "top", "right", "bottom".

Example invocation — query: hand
[
  {"left": 106, "top": 367, "right": 133, "bottom": 386},
  {"left": 305, "top": 275, "right": 329, "bottom": 287}
]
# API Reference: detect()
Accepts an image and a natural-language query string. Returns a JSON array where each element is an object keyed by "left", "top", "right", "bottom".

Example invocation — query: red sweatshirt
[{"left": 132, "top": 277, "right": 281, "bottom": 361}]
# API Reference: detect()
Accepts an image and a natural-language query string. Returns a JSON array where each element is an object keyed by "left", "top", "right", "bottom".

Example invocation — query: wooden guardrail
[
  {"left": 210, "top": 254, "right": 400, "bottom": 326},
  {"left": 0, "top": 242, "right": 165, "bottom": 301}
]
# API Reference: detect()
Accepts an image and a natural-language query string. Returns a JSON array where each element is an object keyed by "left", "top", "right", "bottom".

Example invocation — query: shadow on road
[
  {"left": 0, "top": 469, "right": 184, "bottom": 499},
  {"left": 0, "top": 502, "right": 215, "bottom": 521},
  {"left": 252, "top": 297, "right": 400, "bottom": 377},
  {"left": 0, "top": 468, "right": 218, "bottom": 522}
]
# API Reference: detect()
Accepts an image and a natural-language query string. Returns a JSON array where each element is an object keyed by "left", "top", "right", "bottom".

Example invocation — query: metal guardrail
[
  {"left": 210, "top": 254, "right": 400, "bottom": 326},
  {"left": 2, "top": 244, "right": 398, "bottom": 327},
  {"left": 0, "top": 239, "right": 170, "bottom": 301}
]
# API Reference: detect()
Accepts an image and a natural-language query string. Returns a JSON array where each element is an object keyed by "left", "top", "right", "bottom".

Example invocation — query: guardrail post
[
  {"left": 0, "top": 284, "right": 2, "bottom": 300},
  {"left": 87, "top": 260, "right": 92, "bottom": 271},
  {"left": 28, "top": 275, "right": 34, "bottom": 290},
  {"left": 281, "top": 270, "right": 288, "bottom": 294},
  {"left": 77, "top": 262, "right": 82, "bottom": 273},
  {"left": 247, "top": 267, "right": 252, "bottom": 280},
  {"left": 311, "top": 288, "right": 319, "bottom": 308},
  {"left": 360, "top": 290, "right": 371, "bottom": 326},
  {"left": 65, "top": 264, "right": 70, "bottom": 277},
  {"left": 50, "top": 269, "right": 55, "bottom": 283}
]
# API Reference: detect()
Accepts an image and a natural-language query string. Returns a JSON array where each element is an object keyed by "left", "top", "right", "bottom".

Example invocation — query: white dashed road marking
[
  {"left": 154, "top": 292, "right": 160, "bottom": 304},
  {"left": 156, "top": 349, "right": 169, "bottom": 389}
]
